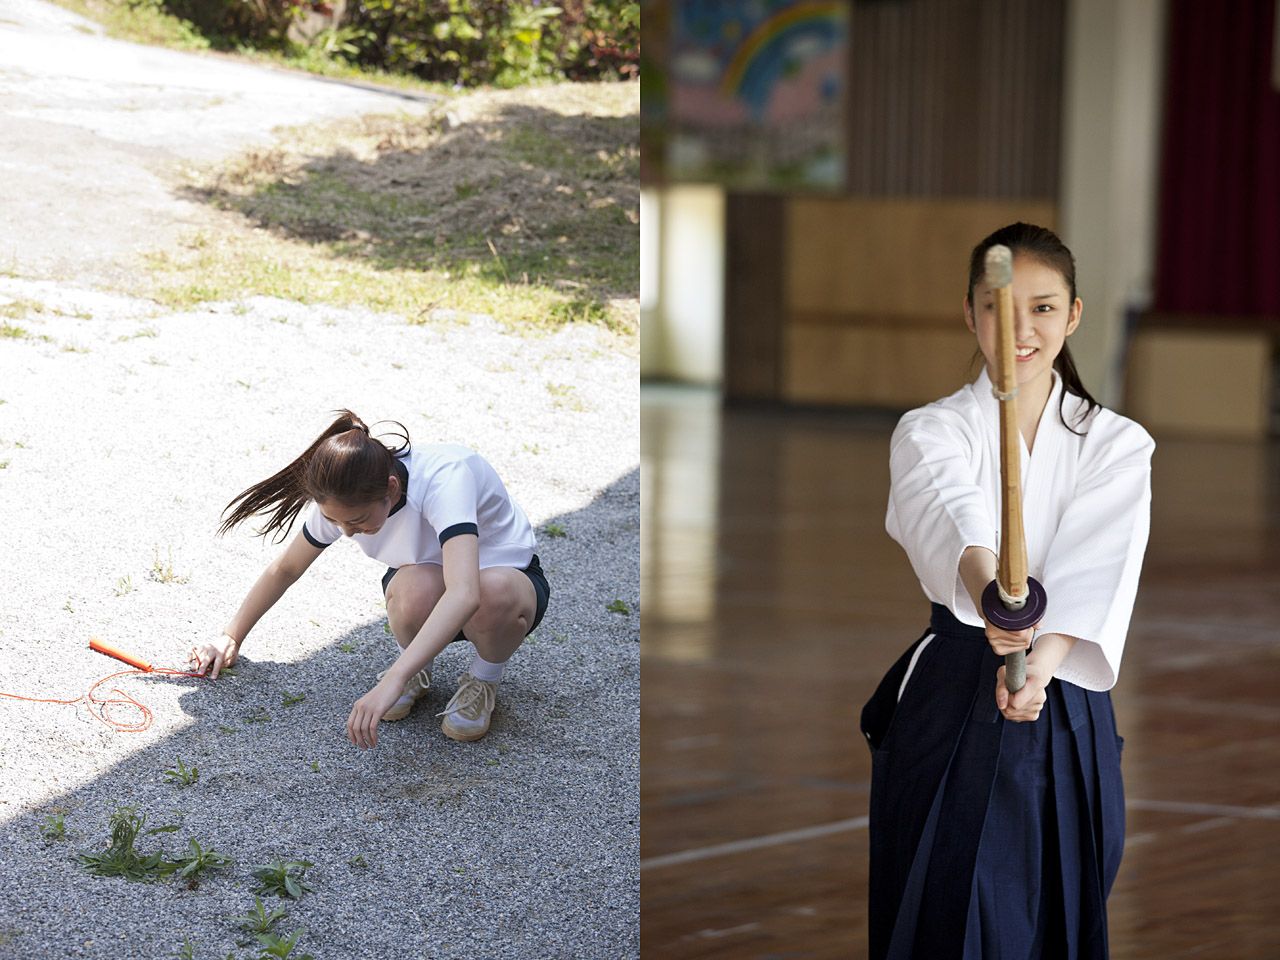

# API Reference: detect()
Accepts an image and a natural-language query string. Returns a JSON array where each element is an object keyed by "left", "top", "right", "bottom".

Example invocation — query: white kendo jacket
[{"left": 886, "top": 368, "right": 1154, "bottom": 691}]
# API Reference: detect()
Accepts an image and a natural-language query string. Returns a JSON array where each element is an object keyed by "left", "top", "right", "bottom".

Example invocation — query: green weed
[
  {"left": 233, "top": 895, "right": 289, "bottom": 935},
  {"left": 337, "top": 641, "right": 357, "bottom": 653},
  {"left": 255, "top": 929, "right": 315, "bottom": 960},
  {"left": 606, "top": 599, "right": 631, "bottom": 615},
  {"left": 173, "top": 838, "right": 233, "bottom": 889},
  {"left": 114, "top": 575, "right": 134, "bottom": 596},
  {"left": 251, "top": 860, "right": 314, "bottom": 900},
  {"left": 244, "top": 707, "right": 271, "bottom": 724},
  {"left": 40, "top": 814, "right": 67, "bottom": 842},
  {"left": 281, "top": 691, "right": 306, "bottom": 708},
  {"left": 163, "top": 758, "right": 199, "bottom": 787},
  {"left": 543, "top": 522, "right": 567, "bottom": 538},
  {"left": 79, "top": 806, "right": 180, "bottom": 883}
]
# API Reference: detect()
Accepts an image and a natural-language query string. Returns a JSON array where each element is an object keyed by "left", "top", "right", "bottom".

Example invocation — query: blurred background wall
[{"left": 642, "top": 0, "right": 1280, "bottom": 441}]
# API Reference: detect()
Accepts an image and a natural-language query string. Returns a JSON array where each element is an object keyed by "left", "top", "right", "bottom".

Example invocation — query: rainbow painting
[{"left": 667, "top": 0, "right": 847, "bottom": 190}]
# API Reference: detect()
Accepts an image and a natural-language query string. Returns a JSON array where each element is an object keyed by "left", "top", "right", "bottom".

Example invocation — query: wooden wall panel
[
  {"left": 784, "top": 325, "right": 978, "bottom": 407},
  {"left": 786, "top": 198, "right": 1057, "bottom": 317},
  {"left": 1126, "top": 330, "right": 1272, "bottom": 439}
]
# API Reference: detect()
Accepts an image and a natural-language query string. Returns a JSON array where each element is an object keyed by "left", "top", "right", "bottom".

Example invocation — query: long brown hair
[
  {"left": 219, "top": 410, "right": 410, "bottom": 542},
  {"left": 965, "top": 222, "right": 1101, "bottom": 435}
]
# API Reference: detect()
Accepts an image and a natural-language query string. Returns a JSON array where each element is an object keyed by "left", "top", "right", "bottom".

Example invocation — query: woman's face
[
  {"left": 317, "top": 473, "right": 400, "bottom": 538},
  {"left": 964, "top": 254, "right": 1081, "bottom": 393}
]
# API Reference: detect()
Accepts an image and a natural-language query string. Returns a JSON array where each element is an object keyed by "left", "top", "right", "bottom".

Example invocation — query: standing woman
[
  {"left": 189, "top": 410, "right": 550, "bottom": 749},
  {"left": 860, "top": 223, "right": 1153, "bottom": 958}
]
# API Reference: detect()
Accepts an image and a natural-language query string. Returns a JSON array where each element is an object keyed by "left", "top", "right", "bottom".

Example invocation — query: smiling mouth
[{"left": 1015, "top": 346, "right": 1038, "bottom": 361}]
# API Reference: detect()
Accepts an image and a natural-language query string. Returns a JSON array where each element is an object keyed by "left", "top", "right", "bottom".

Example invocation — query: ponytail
[{"left": 218, "top": 410, "right": 410, "bottom": 542}]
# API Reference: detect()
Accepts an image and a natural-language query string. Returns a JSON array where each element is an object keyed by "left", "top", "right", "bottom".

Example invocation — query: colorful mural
[{"left": 667, "top": 0, "right": 847, "bottom": 190}]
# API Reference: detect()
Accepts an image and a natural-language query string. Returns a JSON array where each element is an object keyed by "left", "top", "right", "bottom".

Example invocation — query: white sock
[{"left": 469, "top": 652, "right": 506, "bottom": 683}]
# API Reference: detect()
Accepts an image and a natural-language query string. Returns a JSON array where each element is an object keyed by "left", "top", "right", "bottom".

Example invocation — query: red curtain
[{"left": 1155, "top": 0, "right": 1280, "bottom": 317}]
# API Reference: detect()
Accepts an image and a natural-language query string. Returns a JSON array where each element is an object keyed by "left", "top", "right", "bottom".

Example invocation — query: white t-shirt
[
  {"left": 886, "top": 368, "right": 1154, "bottom": 692},
  {"left": 302, "top": 444, "right": 535, "bottom": 570}
]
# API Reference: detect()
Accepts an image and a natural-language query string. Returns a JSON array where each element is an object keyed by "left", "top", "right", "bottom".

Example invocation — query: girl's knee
[
  {"left": 386, "top": 565, "right": 445, "bottom": 627},
  {"left": 470, "top": 581, "right": 525, "bottom": 636}
]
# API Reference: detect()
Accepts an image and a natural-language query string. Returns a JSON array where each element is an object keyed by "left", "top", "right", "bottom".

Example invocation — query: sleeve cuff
[
  {"left": 302, "top": 523, "right": 332, "bottom": 549},
  {"left": 439, "top": 522, "right": 479, "bottom": 545}
]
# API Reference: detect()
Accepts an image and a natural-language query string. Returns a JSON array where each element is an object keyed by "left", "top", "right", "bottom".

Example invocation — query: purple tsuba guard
[{"left": 980, "top": 576, "right": 1048, "bottom": 632}]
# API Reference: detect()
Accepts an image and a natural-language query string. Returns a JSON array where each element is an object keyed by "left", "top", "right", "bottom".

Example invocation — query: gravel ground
[{"left": 0, "top": 291, "right": 639, "bottom": 955}]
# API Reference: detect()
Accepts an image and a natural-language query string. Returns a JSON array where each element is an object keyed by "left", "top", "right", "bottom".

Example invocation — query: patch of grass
[
  {"left": 251, "top": 859, "right": 314, "bottom": 900},
  {"left": 545, "top": 382, "right": 587, "bottom": 412},
  {"left": 114, "top": 575, "right": 135, "bottom": 596},
  {"left": 149, "top": 84, "right": 637, "bottom": 334},
  {"left": 79, "top": 806, "right": 180, "bottom": 883},
  {"left": 116, "top": 326, "right": 159, "bottom": 341},
  {"left": 49, "top": 0, "right": 212, "bottom": 51},
  {"left": 347, "top": 853, "right": 368, "bottom": 871},
  {"left": 0, "top": 299, "right": 47, "bottom": 322},
  {"left": 163, "top": 758, "right": 199, "bottom": 788},
  {"left": 175, "top": 938, "right": 195, "bottom": 960},
  {"left": 606, "top": 599, "right": 631, "bottom": 616},
  {"left": 0, "top": 460, "right": 9, "bottom": 470},
  {"left": 149, "top": 547, "right": 190, "bottom": 584},
  {"left": 40, "top": 814, "right": 67, "bottom": 842},
  {"left": 234, "top": 895, "right": 289, "bottom": 935},
  {"left": 543, "top": 522, "right": 567, "bottom": 538},
  {"left": 337, "top": 641, "right": 357, "bottom": 653},
  {"left": 281, "top": 691, "right": 306, "bottom": 708},
  {"left": 244, "top": 706, "right": 271, "bottom": 724}
]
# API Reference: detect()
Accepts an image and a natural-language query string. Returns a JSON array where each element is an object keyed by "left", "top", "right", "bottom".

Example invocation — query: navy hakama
[{"left": 861, "top": 605, "right": 1125, "bottom": 960}]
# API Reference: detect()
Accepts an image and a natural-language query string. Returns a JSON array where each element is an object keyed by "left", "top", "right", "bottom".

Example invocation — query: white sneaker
[
  {"left": 378, "top": 666, "right": 432, "bottom": 721},
  {"left": 438, "top": 672, "right": 498, "bottom": 742}
]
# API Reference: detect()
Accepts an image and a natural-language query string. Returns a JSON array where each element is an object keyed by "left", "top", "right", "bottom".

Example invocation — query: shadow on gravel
[
  {"left": 183, "top": 102, "right": 640, "bottom": 319},
  {"left": 0, "top": 469, "right": 639, "bottom": 959}
]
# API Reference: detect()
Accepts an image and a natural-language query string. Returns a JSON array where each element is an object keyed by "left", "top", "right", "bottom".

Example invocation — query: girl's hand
[
  {"left": 346, "top": 674, "right": 403, "bottom": 750},
  {"left": 983, "top": 620, "right": 1037, "bottom": 657},
  {"left": 189, "top": 634, "right": 239, "bottom": 679},
  {"left": 994, "top": 662, "right": 1050, "bottom": 723}
]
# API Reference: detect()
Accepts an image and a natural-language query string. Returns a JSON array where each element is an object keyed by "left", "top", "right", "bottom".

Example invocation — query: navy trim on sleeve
[
  {"left": 439, "top": 522, "right": 479, "bottom": 545},
  {"left": 302, "top": 523, "right": 332, "bottom": 549}
]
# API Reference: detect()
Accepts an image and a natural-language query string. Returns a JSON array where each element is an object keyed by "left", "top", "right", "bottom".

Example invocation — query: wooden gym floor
[{"left": 640, "top": 384, "right": 1280, "bottom": 959}]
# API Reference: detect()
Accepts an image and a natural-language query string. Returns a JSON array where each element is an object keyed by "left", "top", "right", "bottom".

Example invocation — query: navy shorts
[{"left": 380, "top": 554, "right": 550, "bottom": 643}]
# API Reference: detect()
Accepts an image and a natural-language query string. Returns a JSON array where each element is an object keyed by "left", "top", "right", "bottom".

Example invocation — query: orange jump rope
[{"left": 0, "top": 638, "right": 209, "bottom": 733}]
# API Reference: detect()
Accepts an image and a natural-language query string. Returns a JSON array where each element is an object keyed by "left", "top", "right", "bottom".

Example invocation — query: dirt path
[{"left": 0, "top": 0, "right": 432, "bottom": 284}]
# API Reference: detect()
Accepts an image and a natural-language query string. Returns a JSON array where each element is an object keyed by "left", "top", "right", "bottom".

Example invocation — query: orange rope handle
[{"left": 0, "top": 667, "right": 209, "bottom": 733}]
